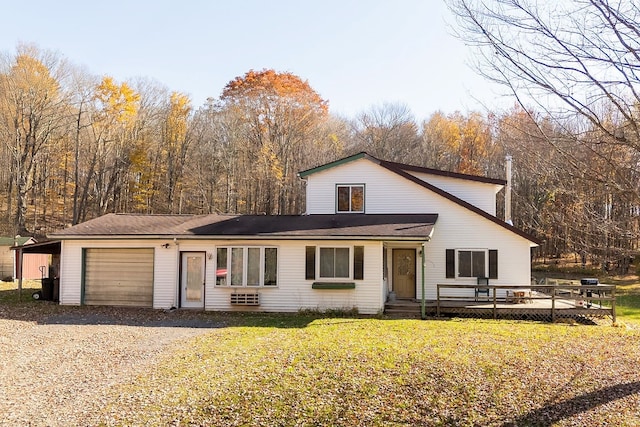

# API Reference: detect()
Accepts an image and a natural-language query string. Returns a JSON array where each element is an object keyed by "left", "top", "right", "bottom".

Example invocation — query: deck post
[
  {"left": 436, "top": 285, "right": 440, "bottom": 317},
  {"left": 612, "top": 286, "right": 616, "bottom": 323},
  {"left": 551, "top": 286, "right": 556, "bottom": 322},
  {"left": 493, "top": 287, "right": 497, "bottom": 320}
]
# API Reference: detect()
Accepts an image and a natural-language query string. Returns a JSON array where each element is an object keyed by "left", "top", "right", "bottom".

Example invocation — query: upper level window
[{"left": 337, "top": 184, "right": 364, "bottom": 213}]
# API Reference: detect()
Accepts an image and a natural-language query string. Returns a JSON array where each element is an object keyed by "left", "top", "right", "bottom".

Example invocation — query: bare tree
[
  {"left": 448, "top": 0, "right": 640, "bottom": 184},
  {"left": 350, "top": 102, "right": 420, "bottom": 162},
  {"left": 449, "top": 0, "right": 640, "bottom": 263}
]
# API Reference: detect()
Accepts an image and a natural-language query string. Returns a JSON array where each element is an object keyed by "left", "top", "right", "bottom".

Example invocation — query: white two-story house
[{"left": 50, "top": 152, "right": 538, "bottom": 314}]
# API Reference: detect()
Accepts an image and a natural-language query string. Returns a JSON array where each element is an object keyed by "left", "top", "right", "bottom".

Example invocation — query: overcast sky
[{"left": 1, "top": 0, "right": 512, "bottom": 121}]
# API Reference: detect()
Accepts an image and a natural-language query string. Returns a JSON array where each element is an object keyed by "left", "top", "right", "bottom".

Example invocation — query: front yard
[
  {"left": 97, "top": 316, "right": 640, "bottom": 426},
  {"left": 1, "top": 282, "right": 639, "bottom": 426}
]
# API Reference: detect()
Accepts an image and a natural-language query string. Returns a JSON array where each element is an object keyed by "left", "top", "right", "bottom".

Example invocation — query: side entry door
[{"left": 181, "top": 252, "right": 205, "bottom": 308}]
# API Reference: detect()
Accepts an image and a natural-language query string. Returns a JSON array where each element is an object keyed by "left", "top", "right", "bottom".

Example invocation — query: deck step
[{"left": 384, "top": 301, "right": 423, "bottom": 318}]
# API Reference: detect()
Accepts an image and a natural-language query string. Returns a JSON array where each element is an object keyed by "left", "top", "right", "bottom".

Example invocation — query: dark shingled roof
[{"left": 50, "top": 213, "right": 438, "bottom": 240}]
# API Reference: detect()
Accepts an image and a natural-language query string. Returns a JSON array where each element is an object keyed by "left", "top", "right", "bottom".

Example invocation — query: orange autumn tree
[
  {"left": 421, "top": 111, "right": 492, "bottom": 175},
  {"left": 219, "top": 69, "right": 329, "bottom": 214},
  {"left": 154, "top": 91, "right": 192, "bottom": 213},
  {"left": 89, "top": 76, "right": 140, "bottom": 216}
]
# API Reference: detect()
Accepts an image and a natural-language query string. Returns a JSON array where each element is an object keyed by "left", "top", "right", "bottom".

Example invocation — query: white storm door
[{"left": 181, "top": 252, "right": 205, "bottom": 308}]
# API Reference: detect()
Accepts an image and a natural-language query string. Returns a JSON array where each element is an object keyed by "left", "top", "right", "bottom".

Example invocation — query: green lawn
[
  {"left": 98, "top": 316, "right": 640, "bottom": 426},
  {"left": 612, "top": 294, "right": 640, "bottom": 322},
  {"left": 3, "top": 280, "right": 640, "bottom": 425},
  {"left": 0, "top": 280, "right": 42, "bottom": 303}
]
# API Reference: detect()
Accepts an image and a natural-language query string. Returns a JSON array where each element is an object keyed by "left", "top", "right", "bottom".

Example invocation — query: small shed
[{"left": 0, "top": 237, "right": 51, "bottom": 281}]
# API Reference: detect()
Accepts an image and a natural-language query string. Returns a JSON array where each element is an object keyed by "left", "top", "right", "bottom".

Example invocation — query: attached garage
[{"left": 83, "top": 248, "right": 154, "bottom": 307}]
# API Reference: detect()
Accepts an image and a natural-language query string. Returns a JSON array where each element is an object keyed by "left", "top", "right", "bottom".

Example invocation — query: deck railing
[{"left": 435, "top": 283, "right": 616, "bottom": 322}]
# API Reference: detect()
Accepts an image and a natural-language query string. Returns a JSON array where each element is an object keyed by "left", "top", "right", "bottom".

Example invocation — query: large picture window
[
  {"left": 216, "top": 246, "right": 278, "bottom": 287},
  {"left": 337, "top": 184, "right": 364, "bottom": 213}
]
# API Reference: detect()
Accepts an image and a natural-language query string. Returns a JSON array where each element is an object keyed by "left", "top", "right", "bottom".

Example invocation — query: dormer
[{"left": 299, "top": 153, "right": 505, "bottom": 216}]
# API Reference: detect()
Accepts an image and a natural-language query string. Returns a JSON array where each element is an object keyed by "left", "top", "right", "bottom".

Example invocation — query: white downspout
[{"left": 421, "top": 241, "right": 426, "bottom": 319}]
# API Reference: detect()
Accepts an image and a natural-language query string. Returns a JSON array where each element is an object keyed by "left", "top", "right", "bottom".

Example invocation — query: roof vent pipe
[{"left": 505, "top": 155, "right": 513, "bottom": 226}]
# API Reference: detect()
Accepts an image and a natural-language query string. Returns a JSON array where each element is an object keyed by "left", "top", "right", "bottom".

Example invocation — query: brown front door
[{"left": 393, "top": 249, "right": 416, "bottom": 299}]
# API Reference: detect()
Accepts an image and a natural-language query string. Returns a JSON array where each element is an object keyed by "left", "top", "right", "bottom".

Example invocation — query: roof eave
[
  {"left": 49, "top": 234, "right": 432, "bottom": 241},
  {"left": 377, "top": 162, "right": 541, "bottom": 245},
  {"left": 298, "top": 152, "right": 378, "bottom": 178}
]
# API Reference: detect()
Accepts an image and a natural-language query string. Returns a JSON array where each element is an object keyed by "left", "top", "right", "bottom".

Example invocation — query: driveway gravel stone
[{"left": 0, "top": 304, "right": 223, "bottom": 426}]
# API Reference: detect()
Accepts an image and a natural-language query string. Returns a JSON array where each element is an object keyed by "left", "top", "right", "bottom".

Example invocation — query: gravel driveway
[{"left": 0, "top": 304, "right": 224, "bottom": 426}]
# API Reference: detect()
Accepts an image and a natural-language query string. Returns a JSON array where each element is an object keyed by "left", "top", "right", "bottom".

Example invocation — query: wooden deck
[{"left": 385, "top": 284, "right": 616, "bottom": 322}]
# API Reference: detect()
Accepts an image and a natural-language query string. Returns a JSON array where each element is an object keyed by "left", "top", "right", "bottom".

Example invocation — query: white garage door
[{"left": 84, "top": 248, "right": 154, "bottom": 307}]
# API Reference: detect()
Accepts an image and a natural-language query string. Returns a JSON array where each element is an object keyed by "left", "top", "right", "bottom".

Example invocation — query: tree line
[{"left": 0, "top": 37, "right": 638, "bottom": 271}]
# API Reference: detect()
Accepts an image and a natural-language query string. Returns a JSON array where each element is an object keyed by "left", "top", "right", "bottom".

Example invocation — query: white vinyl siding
[
  {"left": 204, "top": 239, "right": 384, "bottom": 315},
  {"left": 405, "top": 171, "right": 501, "bottom": 215},
  {"left": 57, "top": 156, "right": 532, "bottom": 312},
  {"left": 59, "top": 240, "right": 178, "bottom": 309},
  {"left": 304, "top": 157, "right": 531, "bottom": 301},
  {"left": 59, "top": 240, "right": 82, "bottom": 305},
  {"left": 305, "top": 158, "right": 501, "bottom": 216},
  {"left": 84, "top": 248, "right": 154, "bottom": 307},
  {"left": 422, "top": 199, "right": 532, "bottom": 301},
  {"left": 306, "top": 159, "right": 440, "bottom": 214}
]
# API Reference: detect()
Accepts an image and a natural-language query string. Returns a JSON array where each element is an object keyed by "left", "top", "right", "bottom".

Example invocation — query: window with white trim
[
  {"left": 336, "top": 184, "right": 364, "bottom": 213},
  {"left": 216, "top": 246, "right": 278, "bottom": 287},
  {"left": 320, "top": 247, "right": 350, "bottom": 278}
]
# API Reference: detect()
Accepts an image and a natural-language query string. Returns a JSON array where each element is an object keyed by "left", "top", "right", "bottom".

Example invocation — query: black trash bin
[
  {"left": 41, "top": 278, "right": 54, "bottom": 301},
  {"left": 52, "top": 278, "right": 59, "bottom": 302}
]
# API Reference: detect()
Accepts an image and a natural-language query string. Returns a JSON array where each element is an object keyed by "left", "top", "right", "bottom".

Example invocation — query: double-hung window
[
  {"left": 445, "top": 249, "right": 498, "bottom": 279},
  {"left": 306, "top": 246, "right": 364, "bottom": 280},
  {"left": 458, "top": 250, "right": 486, "bottom": 278},
  {"left": 319, "top": 247, "right": 350, "bottom": 278},
  {"left": 337, "top": 184, "right": 364, "bottom": 213},
  {"left": 216, "top": 246, "right": 278, "bottom": 287}
]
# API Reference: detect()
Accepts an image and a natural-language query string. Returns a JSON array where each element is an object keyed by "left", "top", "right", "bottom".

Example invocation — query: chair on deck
[{"left": 475, "top": 277, "right": 490, "bottom": 301}]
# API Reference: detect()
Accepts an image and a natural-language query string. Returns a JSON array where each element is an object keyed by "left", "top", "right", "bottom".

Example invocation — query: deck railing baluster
[{"left": 427, "top": 283, "right": 615, "bottom": 322}]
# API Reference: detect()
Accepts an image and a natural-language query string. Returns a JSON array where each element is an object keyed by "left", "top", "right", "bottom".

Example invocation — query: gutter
[{"left": 48, "top": 234, "right": 433, "bottom": 242}]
